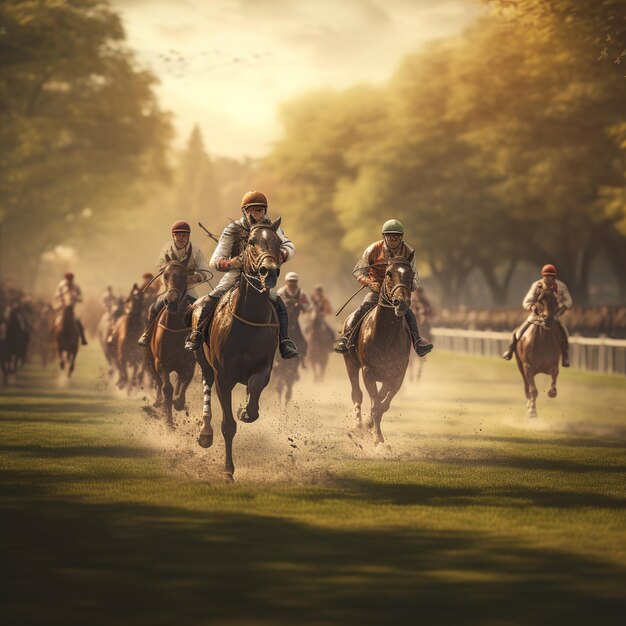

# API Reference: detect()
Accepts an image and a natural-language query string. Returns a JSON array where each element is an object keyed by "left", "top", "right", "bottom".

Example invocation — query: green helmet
[{"left": 382, "top": 219, "right": 404, "bottom": 235}]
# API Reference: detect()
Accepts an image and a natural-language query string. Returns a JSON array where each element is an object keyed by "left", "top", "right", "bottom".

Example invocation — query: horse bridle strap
[
  {"left": 157, "top": 322, "right": 191, "bottom": 333},
  {"left": 227, "top": 291, "right": 279, "bottom": 328}
]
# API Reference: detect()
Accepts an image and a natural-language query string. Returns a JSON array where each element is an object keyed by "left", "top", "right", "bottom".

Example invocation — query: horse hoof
[
  {"left": 224, "top": 472, "right": 235, "bottom": 483},
  {"left": 237, "top": 406, "right": 258, "bottom": 423},
  {"left": 198, "top": 433, "right": 213, "bottom": 448},
  {"left": 527, "top": 410, "right": 538, "bottom": 419},
  {"left": 548, "top": 388, "right": 557, "bottom": 398}
]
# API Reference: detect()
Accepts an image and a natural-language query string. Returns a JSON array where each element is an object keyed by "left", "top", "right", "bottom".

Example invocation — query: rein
[{"left": 227, "top": 290, "right": 279, "bottom": 328}]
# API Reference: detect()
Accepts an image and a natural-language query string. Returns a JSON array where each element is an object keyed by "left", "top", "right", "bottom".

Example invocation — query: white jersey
[
  {"left": 156, "top": 240, "right": 210, "bottom": 298},
  {"left": 54, "top": 279, "right": 83, "bottom": 308},
  {"left": 522, "top": 278, "right": 573, "bottom": 322}
]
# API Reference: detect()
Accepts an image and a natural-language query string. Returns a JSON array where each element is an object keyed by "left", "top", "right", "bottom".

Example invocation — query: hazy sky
[{"left": 111, "top": 0, "right": 483, "bottom": 157}]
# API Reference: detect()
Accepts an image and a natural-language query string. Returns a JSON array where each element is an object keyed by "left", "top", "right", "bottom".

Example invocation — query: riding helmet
[
  {"left": 382, "top": 219, "right": 404, "bottom": 235},
  {"left": 171, "top": 220, "right": 191, "bottom": 233},
  {"left": 541, "top": 264, "right": 557, "bottom": 276},
  {"left": 285, "top": 272, "right": 299, "bottom": 282}
]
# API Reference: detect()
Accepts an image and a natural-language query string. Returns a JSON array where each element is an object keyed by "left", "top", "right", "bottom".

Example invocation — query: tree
[{"left": 0, "top": 0, "right": 172, "bottom": 288}]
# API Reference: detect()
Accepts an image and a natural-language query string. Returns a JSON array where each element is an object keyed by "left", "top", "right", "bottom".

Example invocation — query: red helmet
[
  {"left": 142, "top": 272, "right": 154, "bottom": 280},
  {"left": 241, "top": 190, "right": 268, "bottom": 211},
  {"left": 541, "top": 264, "right": 557, "bottom": 276},
  {"left": 171, "top": 220, "right": 191, "bottom": 233},
  {"left": 64, "top": 272, "right": 74, "bottom": 280}
]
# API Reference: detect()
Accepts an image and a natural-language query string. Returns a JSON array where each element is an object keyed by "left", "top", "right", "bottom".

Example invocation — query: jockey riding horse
[
  {"left": 184, "top": 191, "right": 299, "bottom": 360},
  {"left": 334, "top": 219, "right": 433, "bottom": 357},
  {"left": 502, "top": 264, "right": 573, "bottom": 367},
  {"left": 138, "top": 221, "right": 210, "bottom": 346}
]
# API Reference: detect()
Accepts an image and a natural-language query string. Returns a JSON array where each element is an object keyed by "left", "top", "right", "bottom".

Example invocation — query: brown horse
[
  {"left": 54, "top": 304, "right": 80, "bottom": 377},
  {"left": 515, "top": 289, "right": 562, "bottom": 418},
  {"left": 147, "top": 254, "right": 196, "bottom": 426},
  {"left": 271, "top": 299, "right": 303, "bottom": 406},
  {"left": 112, "top": 284, "right": 145, "bottom": 390},
  {"left": 343, "top": 257, "right": 413, "bottom": 444},
  {"left": 306, "top": 306, "right": 335, "bottom": 382},
  {"left": 196, "top": 218, "right": 282, "bottom": 479}
]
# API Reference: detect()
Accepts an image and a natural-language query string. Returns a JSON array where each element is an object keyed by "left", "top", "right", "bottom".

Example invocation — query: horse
[
  {"left": 195, "top": 218, "right": 283, "bottom": 480},
  {"left": 32, "top": 304, "right": 56, "bottom": 368},
  {"left": 515, "top": 288, "right": 562, "bottom": 418},
  {"left": 54, "top": 304, "right": 80, "bottom": 377},
  {"left": 112, "top": 284, "right": 145, "bottom": 390},
  {"left": 306, "top": 306, "right": 335, "bottom": 382},
  {"left": 343, "top": 257, "right": 414, "bottom": 444},
  {"left": 271, "top": 296, "right": 305, "bottom": 406},
  {"left": 98, "top": 297, "right": 124, "bottom": 376},
  {"left": 146, "top": 254, "right": 196, "bottom": 426}
]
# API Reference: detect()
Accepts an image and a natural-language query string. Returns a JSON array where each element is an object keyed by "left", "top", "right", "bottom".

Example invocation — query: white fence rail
[{"left": 432, "top": 327, "right": 626, "bottom": 375}]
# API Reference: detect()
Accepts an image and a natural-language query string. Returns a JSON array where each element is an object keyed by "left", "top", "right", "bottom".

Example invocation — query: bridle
[
  {"left": 241, "top": 225, "right": 279, "bottom": 294},
  {"left": 162, "top": 259, "right": 190, "bottom": 312}
]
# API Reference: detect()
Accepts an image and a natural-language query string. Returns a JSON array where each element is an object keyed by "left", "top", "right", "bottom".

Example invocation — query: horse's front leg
[
  {"left": 215, "top": 373, "right": 237, "bottom": 480},
  {"left": 548, "top": 368, "right": 558, "bottom": 399},
  {"left": 523, "top": 364, "right": 539, "bottom": 417},
  {"left": 344, "top": 354, "right": 364, "bottom": 429},
  {"left": 239, "top": 366, "right": 272, "bottom": 423},
  {"left": 156, "top": 360, "right": 174, "bottom": 427},
  {"left": 375, "top": 376, "right": 404, "bottom": 445},
  {"left": 362, "top": 366, "right": 382, "bottom": 441},
  {"left": 173, "top": 363, "right": 195, "bottom": 411}
]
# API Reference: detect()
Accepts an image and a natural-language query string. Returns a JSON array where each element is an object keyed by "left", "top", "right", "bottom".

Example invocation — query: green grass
[{"left": 1, "top": 346, "right": 625, "bottom": 625}]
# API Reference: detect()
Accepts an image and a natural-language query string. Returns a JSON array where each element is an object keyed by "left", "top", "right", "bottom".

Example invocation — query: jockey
[
  {"left": 334, "top": 219, "right": 433, "bottom": 356},
  {"left": 277, "top": 271, "right": 311, "bottom": 362},
  {"left": 502, "top": 264, "right": 573, "bottom": 367},
  {"left": 137, "top": 220, "right": 210, "bottom": 346},
  {"left": 54, "top": 272, "right": 88, "bottom": 345},
  {"left": 311, "top": 285, "right": 332, "bottom": 316},
  {"left": 101, "top": 286, "right": 116, "bottom": 312},
  {"left": 184, "top": 190, "right": 299, "bottom": 359}
]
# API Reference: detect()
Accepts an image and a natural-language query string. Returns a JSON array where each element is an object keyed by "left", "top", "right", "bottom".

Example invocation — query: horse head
[
  {"left": 162, "top": 253, "right": 190, "bottom": 312},
  {"left": 242, "top": 218, "right": 282, "bottom": 291},
  {"left": 382, "top": 257, "right": 414, "bottom": 318},
  {"left": 536, "top": 288, "right": 559, "bottom": 329},
  {"left": 126, "top": 283, "right": 144, "bottom": 315}
]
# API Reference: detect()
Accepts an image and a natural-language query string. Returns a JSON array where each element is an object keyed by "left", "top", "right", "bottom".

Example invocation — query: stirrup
[
  {"left": 413, "top": 336, "right": 433, "bottom": 357},
  {"left": 184, "top": 330, "right": 203, "bottom": 352},
  {"left": 137, "top": 332, "right": 150, "bottom": 347},
  {"left": 502, "top": 349, "right": 514, "bottom": 361},
  {"left": 334, "top": 336, "right": 349, "bottom": 354},
  {"left": 279, "top": 339, "right": 299, "bottom": 359}
]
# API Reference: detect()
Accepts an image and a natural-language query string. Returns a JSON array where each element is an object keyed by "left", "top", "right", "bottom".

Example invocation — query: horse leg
[
  {"left": 68, "top": 350, "right": 76, "bottom": 378},
  {"left": 523, "top": 365, "right": 538, "bottom": 417},
  {"left": 239, "top": 366, "right": 272, "bottom": 423},
  {"left": 160, "top": 366, "right": 174, "bottom": 427},
  {"left": 58, "top": 346, "right": 65, "bottom": 370},
  {"left": 215, "top": 374, "right": 237, "bottom": 479},
  {"left": 548, "top": 369, "right": 558, "bottom": 399},
  {"left": 198, "top": 367, "right": 214, "bottom": 448},
  {"left": 344, "top": 355, "right": 364, "bottom": 429},
  {"left": 362, "top": 367, "right": 382, "bottom": 441},
  {"left": 173, "top": 367, "right": 194, "bottom": 411}
]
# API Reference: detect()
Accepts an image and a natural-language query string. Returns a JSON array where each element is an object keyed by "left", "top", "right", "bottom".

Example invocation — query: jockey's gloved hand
[
  {"left": 229, "top": 257, "right": 243, "bottom": 270},
  {"left": 370, "top": 282, "right": 381, "bottom": 293}
]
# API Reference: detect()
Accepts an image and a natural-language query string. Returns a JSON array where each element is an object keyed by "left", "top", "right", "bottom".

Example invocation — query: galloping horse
[
  {"left": 196, "top": 218, "right": 283, "bottom": 479},
  {"left": 306, "top": 306, "right": 335, "bottom": 382},
  {"left": 272, "top": 299, "right": 303, "bottom": 406},
  {"left": 54, "top": 304, "right": 80, "bottom": 377},
  {"left": 112, "top": 285, "right": 145, "bottom": 390},
  {"left": 515, "top": 288, "right": 562, "bottom": 417},
  {"left": 343, "top": 257, "right": 414, "bottom": 444},
  {"left": 147, "top": 253, "right": 196, "bottom": 426}
]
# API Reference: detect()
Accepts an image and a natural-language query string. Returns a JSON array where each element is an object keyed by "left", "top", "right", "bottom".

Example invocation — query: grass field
[{"left": 1, "top": 345, "right": 625, "bottom": 625}]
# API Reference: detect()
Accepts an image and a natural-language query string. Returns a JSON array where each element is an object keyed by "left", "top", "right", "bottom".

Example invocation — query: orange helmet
[
  {"left": 241, "top": 190, "right": 268, "bottom": 211},
  {"left": 171, "top": 220, "right": 191, "bottom": 233},
  {"left": 541, "top": 264, "right": 557, "bottom": 276}
]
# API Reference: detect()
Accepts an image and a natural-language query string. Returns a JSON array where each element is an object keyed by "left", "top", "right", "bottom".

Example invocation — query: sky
[{"left": 111, "top": 0, "right": 483, "bottom": 158}]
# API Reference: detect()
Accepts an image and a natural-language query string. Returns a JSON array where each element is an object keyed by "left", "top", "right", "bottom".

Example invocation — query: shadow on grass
[
  {"left": 1, "top": 471, "right": 625, "bottom": 626},
  {"left": 2, "top": 444, "right": 155, "bottom": 459},
  {"left": 317, "top": 477, "right": 626, "bottom": 510}
]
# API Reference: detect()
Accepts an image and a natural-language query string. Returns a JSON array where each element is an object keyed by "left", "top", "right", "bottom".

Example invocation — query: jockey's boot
[
  {"left": 185, "top": 296, "right": 219, "bottom": 351},
  {"left": 557, "top": 324, "right": 570, "bottom": 367},
  {"left": 137, "top": 304, "right": 159, "bottom": 347},
  {"left": 77, "top": 320, "right": 88, "bottom": 346},
  {"left": 274, "top": 296, "right": 299, "bottom": 359},
  {"left": 502, "top": 332, "right": 517, "bottom": 360},
  {"left": 334, "top": 299, "right": 375, "bottom": 353},
  {"left": 405, "top": 308, "right": 433, "bottom": 357}
]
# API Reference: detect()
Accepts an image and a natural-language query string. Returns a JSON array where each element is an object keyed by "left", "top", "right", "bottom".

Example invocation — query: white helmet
[{"left": 285, "top": 272, "right": 299, "bottom": 282}]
